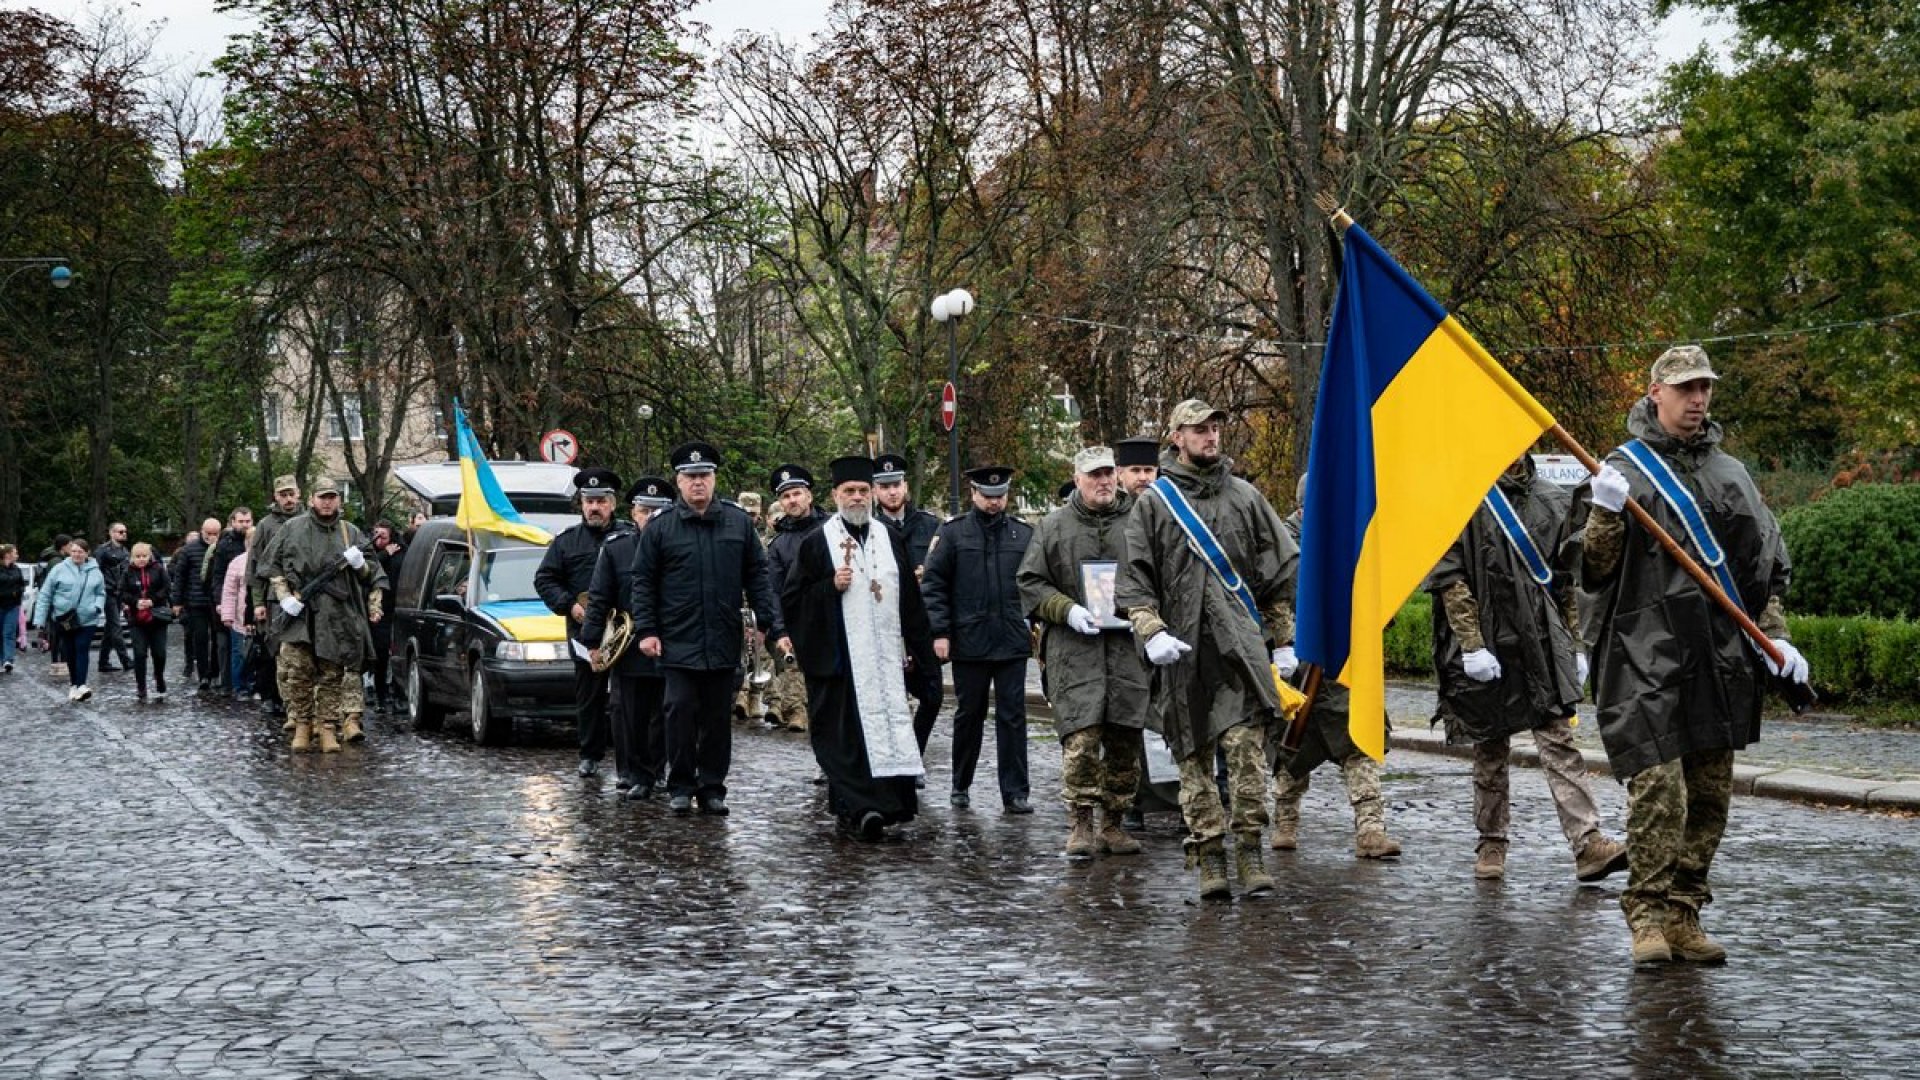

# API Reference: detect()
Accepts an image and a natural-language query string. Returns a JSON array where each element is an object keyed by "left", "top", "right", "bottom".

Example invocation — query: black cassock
[{"left": 782, "top": 521, "right": 938, "bottom": 827}]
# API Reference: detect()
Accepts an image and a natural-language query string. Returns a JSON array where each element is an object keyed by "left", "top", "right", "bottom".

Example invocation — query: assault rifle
[{"left": 269, "top": 540, "right": 378, "bottom": 638}]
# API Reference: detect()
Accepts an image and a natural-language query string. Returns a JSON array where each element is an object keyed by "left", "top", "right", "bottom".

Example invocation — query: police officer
[
  {"left": 631, "top": 441, "right": 788, "bottom": 816},
  {"left": 922, "top": 465, "right": 1035, "bottom": 814},
  {"left": 873, "top": 453, "right": 944, "bottom": 755},
  {"left": 764, "top": 463, "right": 827, "bottom": 730},
  {"left": 535, "top": 466, "right": 633, "bottom": 778},
  {"left": 582, "top": 476, "right": 674, "bottom": 799}
]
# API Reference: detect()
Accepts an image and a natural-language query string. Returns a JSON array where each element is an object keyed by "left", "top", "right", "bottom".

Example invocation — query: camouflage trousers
[
  {"left": 1178, "top": 723, "right": 1269, "bottom": 847},
  {"left": 1621, "top": 749, "right": 1734, "bottom": 930},
  {"left": 769, "top": 667, "right": 808, "bottom": 729},
  {"left": 1061, "top": 724, "right": 1144, "bottom": 814},
  {"left": 279, "top": 643, "right": 357, "bottom": 736},
  {"left": 1473, "top": 716, "right": 1602, "bottom": 853},
  {"left": 1273, "top": 753, "right": 1386, "bottom": 837}
]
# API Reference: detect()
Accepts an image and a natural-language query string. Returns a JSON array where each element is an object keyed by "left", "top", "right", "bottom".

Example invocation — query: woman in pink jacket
[{"left": 220, "top": 532, "right": 254, "bottom": 699}]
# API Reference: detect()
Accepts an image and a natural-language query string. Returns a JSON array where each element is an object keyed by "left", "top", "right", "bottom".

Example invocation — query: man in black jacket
[
  {"left": 921, "top": 465, "right": 1035, "bottom": 814},
  {"left": 170, "top": 517, "right": 223, "bottom": 690},
  {"left": 535, "top": 467, "right": 632, "bottom": 778},
  {"left": 94, "top": 522, "right": 134, "bottom": 672},
  {"left": 873, "top": 452, "right": 945, "bottom": 752},
  {"left": 581, "top": 476, "right": 675, "bottom": 799},
  {"left": 630, "top": 441, "right": 788, "bottom": 816},
  {"left": 762, "top": 463, "right": 826, "bottom": 729}
]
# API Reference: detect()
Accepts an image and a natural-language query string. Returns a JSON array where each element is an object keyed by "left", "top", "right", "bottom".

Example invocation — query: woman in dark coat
[{"left": 119, "top": 542, "right": 174, "bottom": 699}]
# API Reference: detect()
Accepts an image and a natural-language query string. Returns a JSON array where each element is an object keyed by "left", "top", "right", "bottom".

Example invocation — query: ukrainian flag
[
  {"left": 452, "top": 399, "right": 552, "bottom": 545},
  {"left": 1297, "top": 224, "right": 1556, "bottom": 760}
]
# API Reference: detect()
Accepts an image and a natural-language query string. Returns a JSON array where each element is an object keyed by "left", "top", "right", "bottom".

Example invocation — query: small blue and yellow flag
[
  {"left": 452, "top": 400, "right": 551, "bottom": 546},
  {"left": 1297, "top": 224, "right": 1556, "bottom": 760}
]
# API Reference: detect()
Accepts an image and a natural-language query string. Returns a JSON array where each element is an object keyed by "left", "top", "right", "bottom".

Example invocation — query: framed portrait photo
[{"left": 1078, "top": 560, "right": 1131, "bottom": 630}]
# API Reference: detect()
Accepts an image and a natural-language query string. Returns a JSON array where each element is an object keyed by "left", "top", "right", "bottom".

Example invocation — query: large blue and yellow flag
[
  {"left": 452, "top": 399, "right": 551, "bottom": 545},
  {"left": 1297, "top": 224, "right": 1556, "bottom": 760}
]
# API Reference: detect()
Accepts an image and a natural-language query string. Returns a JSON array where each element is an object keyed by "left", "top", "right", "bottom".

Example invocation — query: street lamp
[
  {"left": 0, "top": 258, "right": 73, "bottom": 290},
  {"left": 637, "top": 403, "right": 654, "bottom": 473},
  {"left": 930, "top": 286, "right": 973, "bottom": 517}
]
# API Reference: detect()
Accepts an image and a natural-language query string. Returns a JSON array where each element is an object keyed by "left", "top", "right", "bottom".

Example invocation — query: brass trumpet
[{"left": 588, "top": 593, "right": 635, "bottom": 673}]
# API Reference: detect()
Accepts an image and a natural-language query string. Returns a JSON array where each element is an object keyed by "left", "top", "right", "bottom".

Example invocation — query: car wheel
[
  {"left": 469, "top": 659, "right": 510, "bottom": 746},
  {"left": 405, "top": 644, "right": 443, "bottom": 731}
]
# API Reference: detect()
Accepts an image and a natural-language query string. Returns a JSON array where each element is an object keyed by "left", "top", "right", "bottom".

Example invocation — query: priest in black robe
[{"left": 782, "top": 455, "right": 938, "bottom": 841}]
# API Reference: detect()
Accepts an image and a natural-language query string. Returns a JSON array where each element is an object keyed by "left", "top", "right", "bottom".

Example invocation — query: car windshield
[{"left": 476, "top": 548, "right": 544, "bottom": 604}]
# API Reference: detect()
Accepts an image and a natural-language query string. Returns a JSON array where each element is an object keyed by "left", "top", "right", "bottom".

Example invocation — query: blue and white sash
[
  {"left": 1483, "top": 485, "right": 1552, "bottom": 587},
  {"left": 1617, "top": 439, "right": 1746, "bottom": 614},
  {"left": 1150, "top": 476, "right": 1261, "bottom": 626}
]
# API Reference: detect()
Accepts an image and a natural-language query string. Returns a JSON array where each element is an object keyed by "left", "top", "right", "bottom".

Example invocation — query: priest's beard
[{"left": 839, "top": 505, "right": 871, "bottom": 528}]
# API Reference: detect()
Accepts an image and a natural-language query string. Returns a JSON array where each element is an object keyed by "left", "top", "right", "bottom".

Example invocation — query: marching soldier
[
  {"left": 1017, "top": 446, "right": 1151, "bottom": 858},
  {"left": 1577, "top": 345, "right": 1807, "bottom": 965},
  {"left": 265, "top": 477, "right": 384, "bottom": 753},
  {"left": 535, "top": 467, "right": 633, "bottom": 778},
  {"left": 631, "top": 441, "right": 788, "bottom": 816},
  {"left": 872, "top": 452, "right": 944, "bottom": 755},
  {"left": 1272, "top": 474, "right": 1400, "bottom": 860},
  {"left": 1116, "top": 401, "right": 1296, "bottom": 900},
  {"left": 922, "top": 465, "right": 1036, "bottom": 814},
  {"left": 251, "top": 475, "right": 302, "bottom": 722},
  {"left": 1428, "top": 454, "right": 1628, "bottom": 882},
  {"left": 581, "top": 476, "right": 674, "bottom": 799},
  {"left": 761, "top": 463, "right": 826, "bottom": 730}
]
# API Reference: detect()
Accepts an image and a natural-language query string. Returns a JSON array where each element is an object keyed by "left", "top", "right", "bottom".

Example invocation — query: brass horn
[{"left": 589, "top": 594, "right": 635, "bottom": 673}]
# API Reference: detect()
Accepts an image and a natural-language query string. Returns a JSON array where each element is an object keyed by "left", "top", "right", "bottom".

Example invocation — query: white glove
[
  {"left": 1764, "top": 639, "right": 1809, "bottom": 685},
  {"left": 1272, "top": 645, "right": 1298, "bottom": 679},
  {"left": 1144, "top": 631, "right": 1192, "bottom": 666},
  {"left": 1462, "top": 647, "right": 1502, "bottom": 682},
  {"left": 1575, "top": 652, "right": 1590, "bottom": 685},
  {"left": 1588, "top": 464, "right": 1630, "bottom": 513},
  {"left": 342, "top": 545, "right": 366, "bottom": 569},
  {"left": 1065, "top": 605, "right": 1101, "bottom": 636},
  {"left": 279, "top": 595, "right": 305, "bottom": 617}
]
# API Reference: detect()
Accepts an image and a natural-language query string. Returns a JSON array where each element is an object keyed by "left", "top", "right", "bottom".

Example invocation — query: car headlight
[{"left": 495, "top": 641, "right": 564, "bottom": 662}]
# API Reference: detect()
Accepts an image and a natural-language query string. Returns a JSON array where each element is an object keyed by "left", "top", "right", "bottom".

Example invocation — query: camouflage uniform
[
  {"left": 1577, "top": 362, "right": 1794, "bottom": 953},
  {"left": 1270, "top": 678, "right": 1393, "bottom": 850},
  {"left": 768, "top": 664, "right": 808, "bottom": 729},
  {"left": 267, "top": 504, "right": 383, "bottom": 751}
]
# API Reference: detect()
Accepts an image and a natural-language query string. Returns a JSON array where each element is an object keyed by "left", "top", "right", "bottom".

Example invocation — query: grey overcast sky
[{"left": 17, "top": 0, "right": 1731, "bottom": 77}]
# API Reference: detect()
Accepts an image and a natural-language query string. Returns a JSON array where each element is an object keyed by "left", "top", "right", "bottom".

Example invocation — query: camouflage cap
[
  {"left": 1166, "top": 398, "right": 1227, "bottom": 432},
  {"left": 273, "top": 474, "right": 299, "bottom": 494},
  {"left": 311, "top": 475, "right": 342, "bottom": 496},
  {"left": 1650, "top": 345, "right": 1719, "bottom": 386},
  {"left": 1073, "top": 446, "right": 1116, "bottom": 474},
  {"left": 737, "top": 491, "right": 763, "bottom": 511}
]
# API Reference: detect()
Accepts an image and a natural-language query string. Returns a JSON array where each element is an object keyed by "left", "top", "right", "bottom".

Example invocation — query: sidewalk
[{"left": 985, "top": 665, "right": 1920, "bottom": 812}]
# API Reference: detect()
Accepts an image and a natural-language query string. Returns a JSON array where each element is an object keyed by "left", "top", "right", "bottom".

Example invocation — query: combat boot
[
  {"left": 282, "top": 713, "right": 296, "bottom": 732},
  {"left": 1234, "top": 835, "right": 1275, "bottom": 895},
  {"left": 1355, "top": 830, "right": 1402, "bottom": 860},
  {"left": 1064, "top": 805, "right": 1099, "bottom": 858},
  {"left": 1575, "top": 835, "right": 1630, "bottom": 882},
  {"left": 1097, "top": 809, "right": 1142, "bottom": 855},
  {"left": 341, "top": 716, "right": 366, "bottom": 743},
  {"left": 1665, "top": 907, "right": 1728, "bottom": 964},
  {"left": 290, "top": 723, "right": 312, "bottom": 753},
  {"left": 1269, "top": 820, "right": 1298, "bottom": 851},
  {"left": 317, "top": 724, "right": 342, "bottom": 753},
  {"left": 1631, "top": 923, "right": 1673, "bottom": 966},
  {"left": 1189, "top": 837, "right": 1231, "bottom": 900},
  {"left": 1271, "top": 771, "right": 1307, "bottom": 850},
  {"left": 1474, "top": 840, "right": 1507, "bottom": 880}
]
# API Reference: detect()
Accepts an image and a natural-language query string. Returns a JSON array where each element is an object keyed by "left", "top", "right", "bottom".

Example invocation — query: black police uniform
[
  {"left": 630, "top": 444, "right": 782, "bottom": 811},
  {"left": 534, "top": 468, "right": 631, "bottom": 770},
  {"left": 920, "top": 467, "right": 1034, "bottom": 809}
]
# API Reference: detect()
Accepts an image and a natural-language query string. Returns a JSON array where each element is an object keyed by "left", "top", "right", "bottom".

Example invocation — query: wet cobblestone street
[{"left": 4, "top": 668, "right": 1916, "bottom": 1078}]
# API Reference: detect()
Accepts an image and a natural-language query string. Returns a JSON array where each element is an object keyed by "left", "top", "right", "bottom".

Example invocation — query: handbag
[{"left": 55, "top": 610, "right": 80, "bottom": 633}]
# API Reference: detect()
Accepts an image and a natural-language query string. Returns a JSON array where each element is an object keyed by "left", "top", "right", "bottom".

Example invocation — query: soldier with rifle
[{"left": 264, "top": 477, "right": 384, "bottom": 753}]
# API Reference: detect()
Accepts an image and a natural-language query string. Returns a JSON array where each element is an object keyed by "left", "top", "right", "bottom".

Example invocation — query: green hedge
[
  {"left": 1378, "top": 592, "right": 1920, "bottom": 706},
  {"left": 1779, "top": 483, "right": 1920, "bottom": 619}
]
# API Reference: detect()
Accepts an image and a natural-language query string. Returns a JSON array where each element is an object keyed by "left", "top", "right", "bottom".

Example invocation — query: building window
[
  {"left": 263, "top": 395, "right": 282, "bottom": 442},
  {"left": 328, "top": 394, "right": 365, "bottom": 442}
]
